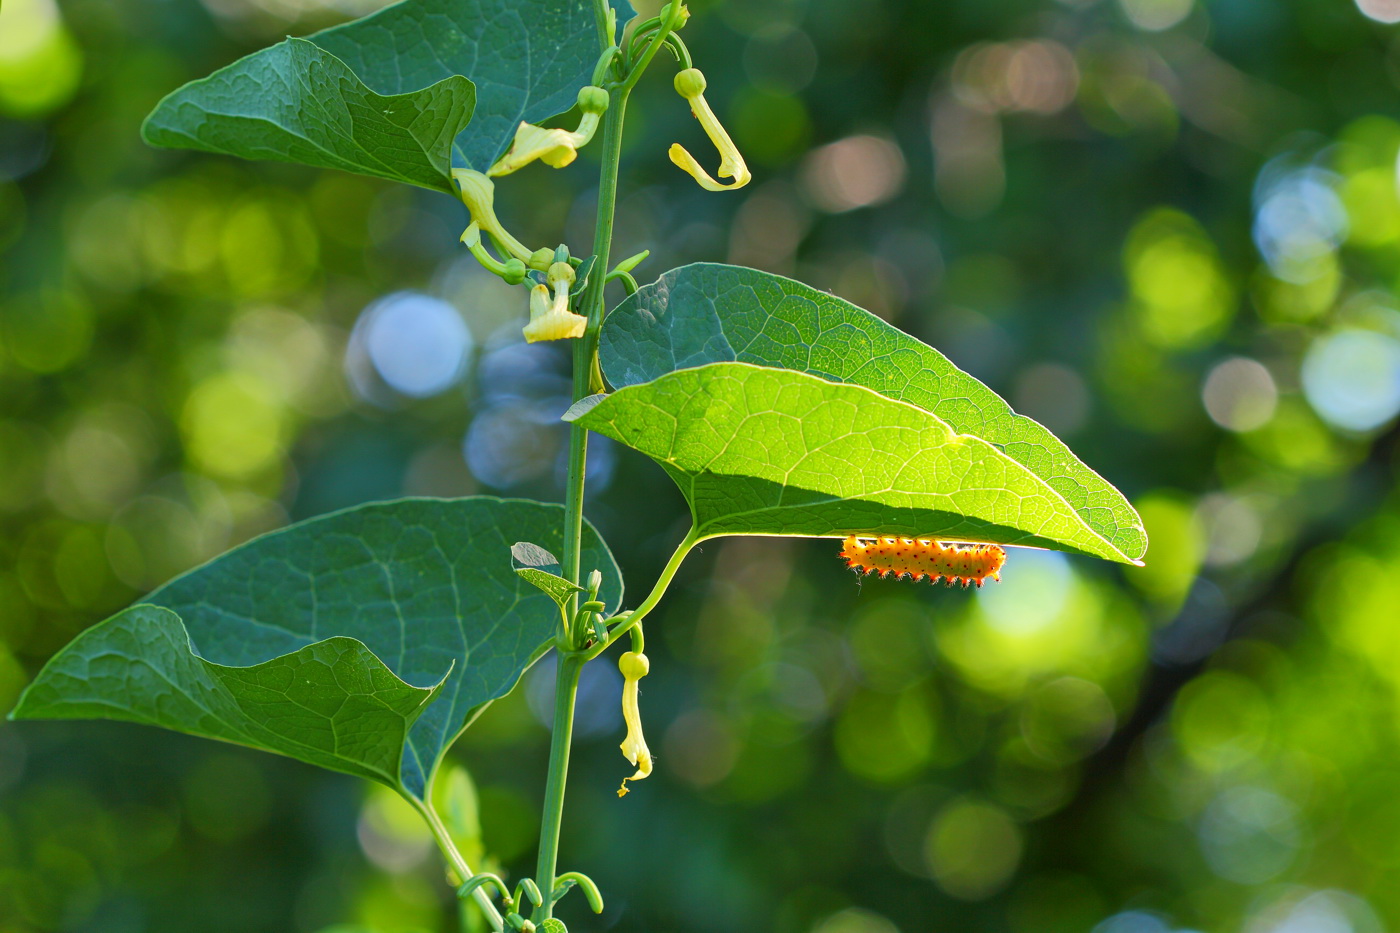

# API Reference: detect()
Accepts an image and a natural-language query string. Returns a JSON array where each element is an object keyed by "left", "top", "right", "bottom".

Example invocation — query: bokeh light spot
[
  {"left": 1202, "top": 357, "right": 1278, "bottom": 432},
  {"left": 349, "top": 291, "right": 473, "bottom": 400},
  {"left": 1125, "top": 209, "right": 1235, "bottom": 350},
  {"left": 812, "top": 908, "right": 900, "bottom": 933},
  {"left": 1302, "top": 329, "right": 1400, "bottom": 432},
  {"left": 1172, "top": 670, "right": 1271, "bottom": 773},
  {"left": 1356, "top": 0, "right": 1400, "bottom": 23},
  {"left": 800, "top": 136, "right": 906, "bottom": 213},
  {"left": 976, "top": 548, "right": 1071, "bottom": 635},
  {"left": 1119, "top": 0, "right": 1194, "bottom": 31},
  {"left": 0, "top": 0, "right": 83, "bottom": 118},
  {"left": 181, "top": 372, "right": 286, "bottom": 479},
  {"left": 924, "top": 798, "right": 1023, "bottom": 900},
  {"left": 1253, "top": 167, "right": 1347, "bottom": 284},
  {"left": 1198, "top": 786, "right": 1300, "bottom": 884}
]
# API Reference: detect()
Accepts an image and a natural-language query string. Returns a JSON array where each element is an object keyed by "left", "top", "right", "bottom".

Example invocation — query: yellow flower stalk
[
  {"left": 617, "top": 650, "right": 652, "bottom": 797},
  {"left": 489, "top": 86, "right": 610, "bottom": 177},
  {"left": 452, "top": 168, "right": 548, "bottom": 268},
  {"left": 460, "top": 222, "right": 528, "bottom": 284},
  {"left": 668, "top": 68, "right": 750, "bottom": 192},
  {"left": 522, "top": 261, "right": 586, "bottom": 343}
]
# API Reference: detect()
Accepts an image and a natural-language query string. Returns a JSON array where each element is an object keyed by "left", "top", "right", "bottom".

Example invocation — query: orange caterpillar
[{"left": 840, "top": 536, "right": 1005, "bottom": 588}]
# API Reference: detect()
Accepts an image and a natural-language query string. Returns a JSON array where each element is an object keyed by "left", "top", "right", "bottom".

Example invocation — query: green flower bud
[
  {"left": 673, "top": 67, "right": 707, "bottom": 98},
  {"left": 577, "top": 85, "right": 610, "bottom": 115},
  {"left": 547, "top": 261, "right": 576, "bottom": 289}
]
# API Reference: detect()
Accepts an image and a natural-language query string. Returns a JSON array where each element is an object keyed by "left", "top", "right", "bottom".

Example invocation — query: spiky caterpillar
[{"left": 840, "top": 536, "right": 1006, "bottom": 587}]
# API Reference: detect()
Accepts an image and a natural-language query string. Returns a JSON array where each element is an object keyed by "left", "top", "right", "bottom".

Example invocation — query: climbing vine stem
[{"left": 533, "top": 1, "right": 642, "bottom": 924}]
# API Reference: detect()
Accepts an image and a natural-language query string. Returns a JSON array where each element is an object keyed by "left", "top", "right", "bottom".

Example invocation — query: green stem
[
  {"left": 532, "top": 653, "right": 584, "bottom": 922},
  {"left": 562, "top": 85, "right": 629, "bottom": 591},
  {"left": 585, "top": 527, "right": 700, "bottom": 662},
  {"left": 621, "top": 4, "right": 687, "bottom": 94},
  {"left": 538, "top": 6, "right": 670, "bottom": 924},
  {"left": 405, "top": 793, "right": 505, "bottom": 932},
  {"left": 592, "top": 0, "right": 609, "bottom": 50}
]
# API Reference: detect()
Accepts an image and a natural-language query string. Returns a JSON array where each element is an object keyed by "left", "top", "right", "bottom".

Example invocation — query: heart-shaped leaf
[
  {"left": 599, "top": 263, "right": 1146, "bottom": 563},
  {"left": 12, "top": 497, "right": 622, "bottom": 797},
  {"left": 143, "top": 0, "right": 634, "bottom": 187},
  {"left": 565, "top": 363, "right": 1138, "bottom": 564},
  {"left": 142, "top": 38, "right": 476, "bottom": 193},
  {"left": 11, "top": 606, "right": 445, "bottom": 787}
]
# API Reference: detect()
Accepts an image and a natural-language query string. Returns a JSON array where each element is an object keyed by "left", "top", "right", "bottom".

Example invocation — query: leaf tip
[
  {"left": 562, "top": 394, "right": 606, "bottom": 423},
  {"left": 511, "top": 541, "right": 560, "bottom": 571}
]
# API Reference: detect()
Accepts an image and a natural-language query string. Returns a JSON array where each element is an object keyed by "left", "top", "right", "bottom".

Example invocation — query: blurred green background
[{"left": 5, "top": 0, "right": 1400, "bottom": 930}]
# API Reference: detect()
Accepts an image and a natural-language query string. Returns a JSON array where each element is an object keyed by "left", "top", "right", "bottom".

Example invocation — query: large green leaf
[
  {"left": 12, "top": 498, "right": 622, "bottom": 797},
  {"left": 143, "top": 0, "right": 632, "bottom": 187},
  {"left": 599, "top": 263, "right": 1147, "bottom": 563},
  {"left": 142, "top": 38, "right": 475, "bottom": 193},
  {"left": 565, "top": 363, "right": 1138, "bottom": 564},
  {"left": 10, "top": 606, "right": 445, "bottom": 788}
]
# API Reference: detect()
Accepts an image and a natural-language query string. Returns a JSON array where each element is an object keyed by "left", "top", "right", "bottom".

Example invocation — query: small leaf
[
  {"left": 511, "top": 541, "right": 584, "bottom": 610},
  {"left": 540, "top": 919, "right": 568, "bottom": 933},
  {"left": 599, "top": 263, "right": 1147, "bottom": 563},
  {"left": 13, "top": 497, "right": 622, "bottom": 798},
  {"left": 10, "top": 606, "right": 444, "bottom": 787},
  {"left": 142, "top": 38, "right": 475, "bottom": 193},
  {"left": 566, "top": 363, "right": 1138, "bottom": 564}
]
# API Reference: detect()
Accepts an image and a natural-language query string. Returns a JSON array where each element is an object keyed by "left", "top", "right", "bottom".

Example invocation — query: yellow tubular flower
[
  {"left": 451, "top": 168, "right": 538, "bottom": 265},
  {"left": 522, "top": 262, "right": 586, "bottom": 343},
  {"left": 617, "top": 651, "right": 652, "bottom": 797},
  {"left": 668, "top": 68, "right": 750, "bottom": 192},
  {"left": 489, "top": 86, "right": 610, "bottom": 177}
]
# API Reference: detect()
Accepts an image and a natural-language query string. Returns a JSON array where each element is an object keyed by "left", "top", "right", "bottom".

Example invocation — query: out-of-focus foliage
[{"left": 3, "top": 0, "right": 1400, "bottom": 931}]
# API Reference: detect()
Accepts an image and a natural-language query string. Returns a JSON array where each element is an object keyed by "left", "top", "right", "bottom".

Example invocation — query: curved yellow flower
[
  {"left": 490, "top": 86, "right": 610, "bottom": 177},
  {"left": 452, "top": 168, "right": 541, "bottom": 267},
  {"left": 668, "top": 68, "right": 750, "bottom": 192},
  {"left": 617, "top": 650, "right": 652, "bottom": 797}
]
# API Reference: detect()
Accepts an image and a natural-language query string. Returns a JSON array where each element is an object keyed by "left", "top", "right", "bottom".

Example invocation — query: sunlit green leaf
[
  {"left": 566, "top": 363, "right": 1137, "bottom": 564},
  {"left": 12, "top": 497, "right": 622, "bottom": 797},
  {"left": 10, "top": 606, "right": 444, "bottom": 787},
  {"left": 599, "top": 263, "right": 1146, "bottom": 562}
]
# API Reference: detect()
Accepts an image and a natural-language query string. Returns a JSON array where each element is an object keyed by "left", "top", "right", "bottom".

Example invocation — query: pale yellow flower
[
  {"left": 617, "top": 650, "right": 652, "bottom": 797},
  {"left": 668, "top": 69, "right": 750, "bottom": 192},
  {"left": 452, "top": 169, "right": 540, "bottom": 266},
  {"left": 522, "top": 262, "right": 586, "bottom": 343},
  {"left": 489, "top": 87, "right": 609, "bottom": 177}
]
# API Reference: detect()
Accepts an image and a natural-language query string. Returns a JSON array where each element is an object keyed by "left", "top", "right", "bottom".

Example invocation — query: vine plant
[{"left": 9, "top": 1, "right": 1149, "bottom": 930}]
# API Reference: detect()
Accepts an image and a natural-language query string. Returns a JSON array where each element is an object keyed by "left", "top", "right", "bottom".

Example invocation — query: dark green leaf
[
  {"left": 312, "top": 0, "right": 630, "bottom": 171},
  {"left": 142, "top": 38, "right": 475, "bottom": 193},
  {"left": 10, "top": 606, "right": 443, "bottom": 787},
  {"left": 599, "top": 263, "right": 1146, "bottom": 563},
  {"left": 12, "top": 498, "right": 622, "bottom": 797},
  {"left": 144, "top": 0, "right": 634, "bottom": 184},
  {"left": 565, "top": 363, "right": 1138, "bottom": 564}
]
